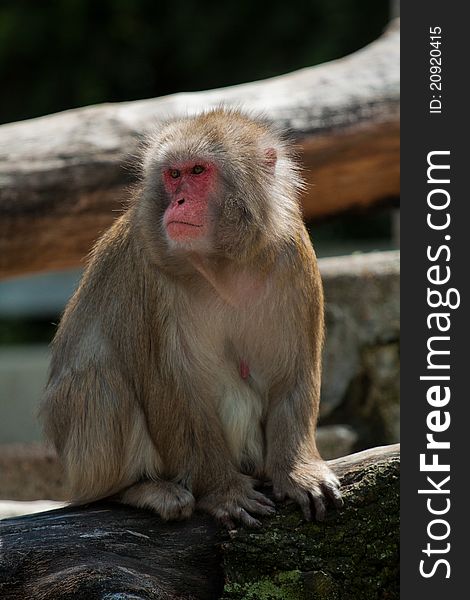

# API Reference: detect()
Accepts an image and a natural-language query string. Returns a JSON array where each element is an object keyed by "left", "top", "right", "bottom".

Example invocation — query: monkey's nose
[{"left": 177, "top": 198, "right": 185, "bottom": 205}]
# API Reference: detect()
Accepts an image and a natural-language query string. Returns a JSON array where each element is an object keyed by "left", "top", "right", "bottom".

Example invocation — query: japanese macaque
[{"left": 41, "top": 108, "right": 342, "bottom": 528}]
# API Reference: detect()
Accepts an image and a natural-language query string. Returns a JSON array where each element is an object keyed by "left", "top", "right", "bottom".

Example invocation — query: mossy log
[{"left": 0, "top": 444, "right": 399, "bottom": 600}]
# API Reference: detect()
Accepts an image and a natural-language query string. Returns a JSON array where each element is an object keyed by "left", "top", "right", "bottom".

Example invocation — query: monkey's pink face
[{"left": 162, "top": 161, "right": 217, "bottom": 244}]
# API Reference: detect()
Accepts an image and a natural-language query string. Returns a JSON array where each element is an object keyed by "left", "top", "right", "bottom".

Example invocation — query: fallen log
[
  {"left": 0, "top": 444, "right": 399, "bottom": 600},
  {"left": 0, "top": 21, "right": 399, "bottom": 279}
]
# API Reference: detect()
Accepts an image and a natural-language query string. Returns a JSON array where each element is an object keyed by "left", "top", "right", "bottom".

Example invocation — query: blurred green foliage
[
  {"left": 0, "top": 0, "right": 388, "bottom": 125},
  {"left": 0, "top": 318, "right": 57, "bottom": 345}
]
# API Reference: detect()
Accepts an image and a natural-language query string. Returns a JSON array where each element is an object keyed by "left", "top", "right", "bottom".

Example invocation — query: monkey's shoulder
[{"left": 267, "top": 232, "right": 321, "bottom": 293}]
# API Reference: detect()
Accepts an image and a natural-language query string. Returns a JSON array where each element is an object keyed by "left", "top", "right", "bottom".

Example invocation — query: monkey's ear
[{"left": 264, "top": 147, "right": 277, "bottom": 171}]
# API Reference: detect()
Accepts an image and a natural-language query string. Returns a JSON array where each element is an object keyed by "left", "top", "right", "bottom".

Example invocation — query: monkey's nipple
[{"left": 240, "top": 359, "right": 250, "bottom": 380}]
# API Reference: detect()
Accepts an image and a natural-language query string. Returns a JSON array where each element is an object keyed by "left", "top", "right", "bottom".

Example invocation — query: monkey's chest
[
  {"left": 183, "top": 287, "right": 292, "bottom": 390},
  {"left": 230, "top": 309, "right": 291, "bottom": 384},
  {"left": 215, "top": 317, "right": 290, "bottom": 469},
  {"left": 178, "top": 303, "right": 289, "bottom": 468}
]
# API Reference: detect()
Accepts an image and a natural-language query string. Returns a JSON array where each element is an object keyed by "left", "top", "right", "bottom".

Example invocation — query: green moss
[
  {"left": 304, "top": 571, "right": 340, "bottom": 599},
  {"left": 222, "top": 457, "right": 399, "bottom": 600},
  {"left": 223, "top": 570, "right": 303, "bottom": 600}
]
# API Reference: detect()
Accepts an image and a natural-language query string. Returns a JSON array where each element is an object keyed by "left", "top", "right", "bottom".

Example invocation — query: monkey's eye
[
  {"left": 169, "top": 169, "right": 181, "bottom": 179},
  {"left": 192, "top": 165, "right": 205, "bottom": 175}
]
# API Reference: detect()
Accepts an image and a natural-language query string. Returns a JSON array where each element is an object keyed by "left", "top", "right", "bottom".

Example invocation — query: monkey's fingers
[
  {"left": 250, "top": 490, "right": 276, "bottom": 508},
  {"left": 242, "top": 497, "right": 276, "bottom": 517},
  {"left": 236, "top": 507, "right": 262, "bottom": 528},
  {"left": 217, "top": 512, "right": 236, "bottom": 530},
  {"left": 291, "top": 489, "right": 314, "bottom": 521},
  {"left": 215, "top": 507, "right": 262, "bottom": 529},
  {"left": 322, "top": 481, "right": 343, "bottom": 509},
  {"left": 309, "top": 477, "right": 342, "bottom": 520},
  {"left": 309, "top": 490, "right": 327, "bottom": 522},
  {"left": 273, "top": 483, "right": 328, "bottom": 521}
]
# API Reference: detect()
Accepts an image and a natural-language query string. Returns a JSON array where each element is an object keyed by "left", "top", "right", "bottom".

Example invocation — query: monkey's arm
[
  {"left": 264, "top": 381, "right": 342, "bottom": 521},
  {"left": 264, "top": 249, "right": 342, "bottom": 520}
]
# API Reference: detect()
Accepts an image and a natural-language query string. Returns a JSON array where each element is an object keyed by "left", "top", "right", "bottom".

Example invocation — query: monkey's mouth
[
  {"left": 166, "top": 220, "right": 205, "bottom": 241},
  {"left": 167, "top": 220, "right": 203, "bottom": 228}
]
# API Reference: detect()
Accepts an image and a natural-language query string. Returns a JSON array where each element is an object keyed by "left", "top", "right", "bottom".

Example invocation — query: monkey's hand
[
  {"left": 271, "top": 459, "right": 342, "bottom": 521},
  {"left": 197, "top": 474, "right": 276, "bottom": 529}
]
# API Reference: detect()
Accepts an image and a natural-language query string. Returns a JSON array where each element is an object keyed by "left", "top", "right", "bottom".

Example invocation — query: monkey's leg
[
  {"left": 196, "top": 474, "right": 275, "bottom": 529},
  {"left": 144, "top": 390, "right": 275, "bottom": 529},
  {"left": 117, "top": 479, "right": 195, "bottom": 521},
  {"left": 42, "top": 367, "right": 164, "bottom": 505},
  {"left": 190, "top": 414, "right": 275, "bottom": 528}
]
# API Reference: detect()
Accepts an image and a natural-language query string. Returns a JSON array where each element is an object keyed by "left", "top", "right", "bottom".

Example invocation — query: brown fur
[{"left": 40, "top": 108, "right": 341, "bottom": 527}]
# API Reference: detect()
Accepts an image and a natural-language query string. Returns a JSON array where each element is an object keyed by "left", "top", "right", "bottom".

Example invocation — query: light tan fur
[{"left": 41, "top": 108, "right": 341, "bottom": 528}]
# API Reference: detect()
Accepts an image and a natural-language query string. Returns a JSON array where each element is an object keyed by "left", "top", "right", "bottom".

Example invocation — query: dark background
[{"left": 0, "top": 0, "right": 388, "bottom": 125}]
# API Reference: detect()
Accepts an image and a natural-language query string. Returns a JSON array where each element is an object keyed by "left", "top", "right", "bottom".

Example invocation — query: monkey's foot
[
  {"left": 271, "top": 459, "right": 343, "bottom": 521},
  {"left": 197, "top": 475, "right": 276, "bottom": 529},
  {"left": 119, "top": 479, "right": 195, "bottom": 521}
]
